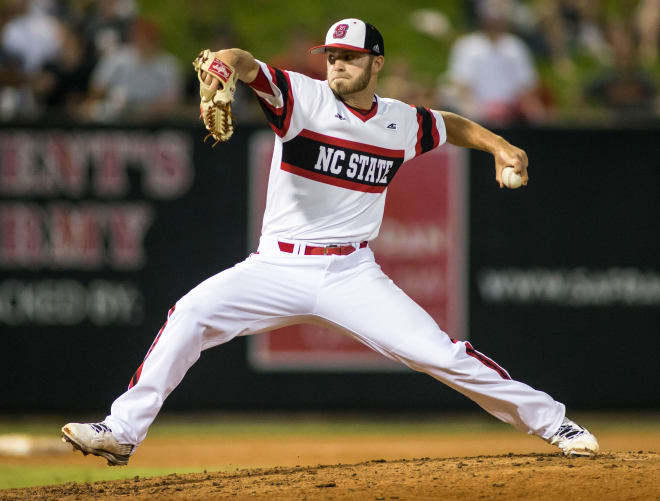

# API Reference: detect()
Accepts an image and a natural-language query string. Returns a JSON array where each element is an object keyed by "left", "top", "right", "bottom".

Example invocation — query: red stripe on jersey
[
  {"left": 415, "top": 109, "right": 424, "bottom": 156},
  {"left": 281, "top": 70, "right": 295, "bottom": 135},
  {"left": 343, "top": 100, "right": 378, "bottom": 122},
  {"left": 252, "top": 65, "right": 295, "bottom": 138},
  {"left": 267, "top": 64, "right": 278, "bottom": 83},
  {"left": 258, "top": 93, "right": 284, "bottom": 115},
  {"left": 248, "top": 66, "right": 274, "bottom": 95},
  {"left": 264, "top": 66, "right": 295, "bottom": 136},
  {"left": 299, "top": 129, "right": 404, "bottom": 158},
  {"left": 258, "top": 66, "right": 287, "bottom": 116},
  {"left": 258, "top": 94, "right": 284, "bottom": 117},
  {"left": 429, "top": 108, "right": 440, "bottom": 148},
  {"left": 281, "top": 162, "right": 387, "bottom": 193}
]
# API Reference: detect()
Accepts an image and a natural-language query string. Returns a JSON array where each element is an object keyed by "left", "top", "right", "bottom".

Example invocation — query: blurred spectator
[
  {"left": 0, "top": 0, "right": 62, "bottom": 119},
  {"left": 464, "top": 0, "right": 545, "bottom": 54},
  {"left": 31, "top": 21, "right": 96, "bottom": 118},
  {"left": 0, "top": 2, "right": 25, "bottom": 86},
  {"left": 271, "top": 25, "right": 326, "bottom": 80},
  {"left": 378, "top": 57, "right": 435, "bottom": 107},
  {"left": 83, "top": 17, "right": 183, "bottom": 122},
  {"left": 636, "top": 0, "right": 660, "bottom": 66},
  {"left": 82, "top": 0, "right": 136, "bottom": 57},
  {"left": 535, "top": 0, "right": 609, "bottom": 76},
  {"left": 1, "top": 0, "right": 61, "bottom": 73},
  {"left": 584, "top": 22, "right": 658, "bottom": 119},
  {"left": 445, "top": 0, "right": 546, "bottom": 125}
]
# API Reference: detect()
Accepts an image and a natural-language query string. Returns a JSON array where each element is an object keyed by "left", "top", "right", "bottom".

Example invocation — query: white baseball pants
[{"left": 105, "top": 236, "right": 565, "bottom": 446}]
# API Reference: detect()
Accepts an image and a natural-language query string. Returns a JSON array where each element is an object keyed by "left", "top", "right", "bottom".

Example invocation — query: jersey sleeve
[
  {"left": 405, "top": 106, "right": 447, "bottom": 160},
  {"left": 247, "top": 59, "right": 322, "bottom": 140}
]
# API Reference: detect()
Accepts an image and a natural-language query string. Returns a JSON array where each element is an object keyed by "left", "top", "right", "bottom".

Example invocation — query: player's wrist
[
  {"left": 486, "top": 134, "right": 510, "bottom": 156},
  {"left": 214, "top": 49, "right": 259, "bottom": 84},
  {"left": 214, "top": 49, "right": 240, "bottom": 67}
]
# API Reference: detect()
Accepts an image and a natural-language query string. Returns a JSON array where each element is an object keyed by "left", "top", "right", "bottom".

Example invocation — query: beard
[{"left": 328, "top": 61, "right": 373, "bottom": 97}]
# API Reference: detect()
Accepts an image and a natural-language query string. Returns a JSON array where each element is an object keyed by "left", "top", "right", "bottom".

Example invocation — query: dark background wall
[
  {"left": 1, "top": 123, "right": 658, "bottom": 413},
  {"left": 469, "top": 128, "right": 660, "bottom": 410}
]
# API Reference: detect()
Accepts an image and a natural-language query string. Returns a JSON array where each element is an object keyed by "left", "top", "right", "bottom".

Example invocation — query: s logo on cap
[{"left": 333, "top": 24, "right": 348, "bottom": 39}]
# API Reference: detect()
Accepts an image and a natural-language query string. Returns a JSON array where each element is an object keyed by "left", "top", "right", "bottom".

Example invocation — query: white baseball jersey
[{"left": 248, "top": 60, "right": 447, "bottom": 243}]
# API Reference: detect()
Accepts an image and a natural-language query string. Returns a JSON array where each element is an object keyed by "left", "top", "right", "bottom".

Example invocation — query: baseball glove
[{"left": 192, "top": 49, "right": 238, "bottom": 146}]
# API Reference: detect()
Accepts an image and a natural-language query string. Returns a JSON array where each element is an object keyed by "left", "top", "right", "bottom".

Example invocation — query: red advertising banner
[{"left": 248, "top": 131, "right": 467, "bottom": 370}]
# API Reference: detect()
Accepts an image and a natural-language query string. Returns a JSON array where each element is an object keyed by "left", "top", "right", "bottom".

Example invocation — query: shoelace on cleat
[
  {"left": 89, "top": 422, "right": 112, "bottom": 434},
  {"left": 554, "top": 423, "right": 584, "bottom": 440}
]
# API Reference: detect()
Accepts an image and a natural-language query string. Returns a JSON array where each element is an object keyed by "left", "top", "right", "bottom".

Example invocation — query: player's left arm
[
  {"left": 199, "top": 48, "right": 260, "bottom": 88},
  {"left": 440, "top": 111, "right": 529, "bottom": 188}
]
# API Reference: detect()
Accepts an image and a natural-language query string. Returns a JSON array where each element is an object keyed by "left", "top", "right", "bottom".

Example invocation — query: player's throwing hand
[{"left": 493, "top": 141, "right": 529, "bottom": 188}]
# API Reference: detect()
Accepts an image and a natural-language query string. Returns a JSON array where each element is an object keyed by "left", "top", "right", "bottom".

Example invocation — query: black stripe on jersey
[
  {"left": 256, "top": 67, "right": 292, "bottom": 136},
  {"left": 415, "top": 106, "right": 435, "bottom": 155},
  {"left": 281, "top": 131, "right": 405, "bottom": 192}
]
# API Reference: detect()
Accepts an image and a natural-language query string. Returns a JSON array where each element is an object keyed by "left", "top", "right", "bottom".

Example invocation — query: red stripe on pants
[
  {"left": 128, "top": 305, "right": 176, "bottom": 389},
  {"left": 451, "top": 338, "right": 511, "bottom": 380}
]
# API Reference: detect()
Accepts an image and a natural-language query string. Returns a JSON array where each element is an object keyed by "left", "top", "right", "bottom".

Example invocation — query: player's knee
[
  {"left": 172, "top": 292, "right": 234, "bottom": 341},
  {"left": 411, "top": 350, "right": 457, "bottom": 372},
  {"left": 394, "top": 330, "right": 458, "bottom": 370},
  {"left": 173, "top": 295, "right": 211, "bottom": 324}
]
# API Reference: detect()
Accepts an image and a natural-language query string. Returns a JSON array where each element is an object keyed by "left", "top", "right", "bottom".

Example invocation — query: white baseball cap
[{"left": 310, "top": 18, "right": 385, "bottom": 56}]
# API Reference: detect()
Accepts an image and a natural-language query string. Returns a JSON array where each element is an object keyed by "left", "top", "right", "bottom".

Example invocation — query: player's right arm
[{"left": 441, "top": 111, "right": 529, "bottom": 188}]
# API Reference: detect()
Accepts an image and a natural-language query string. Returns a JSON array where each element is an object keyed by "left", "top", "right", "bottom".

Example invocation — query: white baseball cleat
[
  {"left": 61, "top": 422, "right": 134, "bottom": 466},
  {"left": 547, "top": 417, "right": 599, "bottom": 457}
]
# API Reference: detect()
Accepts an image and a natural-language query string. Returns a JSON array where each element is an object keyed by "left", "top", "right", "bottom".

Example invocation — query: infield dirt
[
  {"left": 2, "top": 451, "right": 658, "bottom": 500},
  {"left": 1, "top": 425, "right": 659, "bottom": 500}
]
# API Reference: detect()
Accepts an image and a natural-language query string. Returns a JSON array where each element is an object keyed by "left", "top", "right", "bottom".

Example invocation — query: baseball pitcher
[{"left": 62, "top": 19, "right": 598, "bottom": 466}]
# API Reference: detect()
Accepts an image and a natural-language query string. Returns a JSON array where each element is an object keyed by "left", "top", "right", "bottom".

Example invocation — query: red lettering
[
  {"left": 144, "top": 133, "right": 193, "bottom": 199},
  {"left": 0, "top": 204, "right": 43, "bottom": 267},
  {"left": 107, "top": 204, "right": 154, "bottom": 269},
  {"left": 49, "top": 204, "right": 104, "bottom": 268},
  {"left": 45, "top": 135, "right": 86, "bottom": 197},
  {"left": 0, "top": 134, "right": 33, "bottom": 194},
  {"left": 0, "top": 202, "right": 154, "bottom": 269},
  {"left": 1, "top": 131, "right": 193, "bottom": 199},
  {"left": 90, "top": 136, "right": 127, "bottom": 197}
]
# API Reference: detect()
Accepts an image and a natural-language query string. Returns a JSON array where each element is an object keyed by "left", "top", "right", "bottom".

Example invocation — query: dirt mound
[{"left": 2, "top": 451, "right": 658, "bottom": 500}]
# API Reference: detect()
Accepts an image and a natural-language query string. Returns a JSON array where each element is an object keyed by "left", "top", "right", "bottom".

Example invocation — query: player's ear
[{"left": 371, "top": 55, "right": 384, "bottom": 74}]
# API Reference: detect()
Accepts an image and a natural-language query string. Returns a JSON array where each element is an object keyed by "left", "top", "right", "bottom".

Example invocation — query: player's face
[{"left": 326, "top": 49, "right": 374, "bottom": 96}]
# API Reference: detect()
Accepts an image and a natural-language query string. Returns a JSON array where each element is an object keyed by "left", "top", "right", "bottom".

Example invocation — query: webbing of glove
[{"left": 192, "top": 49, "right": 238, "bottom": 146}]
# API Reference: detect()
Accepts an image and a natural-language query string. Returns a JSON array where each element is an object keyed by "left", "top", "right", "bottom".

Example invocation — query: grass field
[{"left": 1, "top": 411, "right": 659, "bottom": 491}]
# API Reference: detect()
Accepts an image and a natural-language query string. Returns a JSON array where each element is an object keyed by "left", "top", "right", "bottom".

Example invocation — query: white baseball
[{"left": 502, "top": 166, "right": 522, "bottom": 189}]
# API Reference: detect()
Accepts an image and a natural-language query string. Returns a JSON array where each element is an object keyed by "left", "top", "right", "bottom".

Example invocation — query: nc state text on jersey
[
  {"left": 281, "top": 129, "right": 404, "bottom": 193},
  {"left": 314, "top": 147, "right": 394, "bottom": 184}
]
